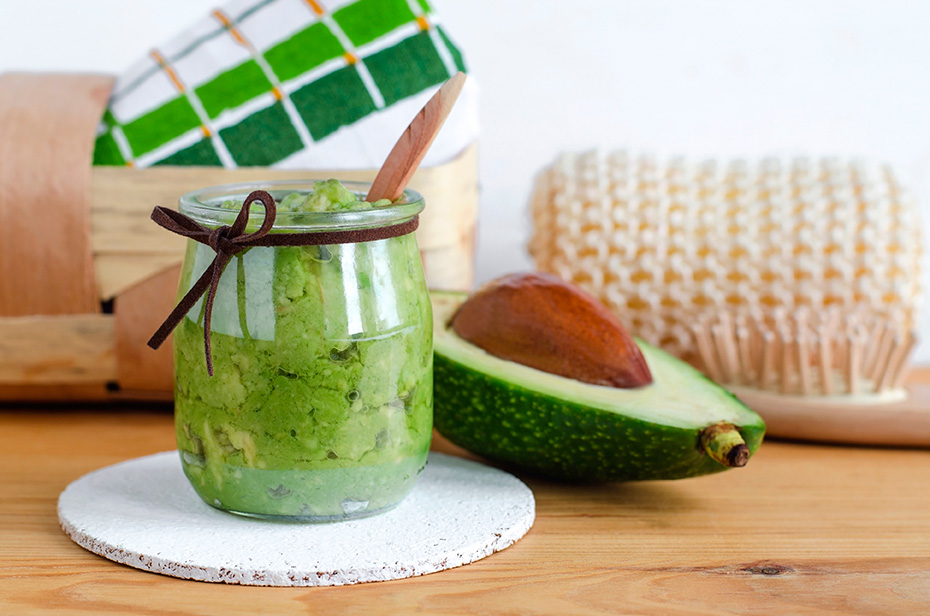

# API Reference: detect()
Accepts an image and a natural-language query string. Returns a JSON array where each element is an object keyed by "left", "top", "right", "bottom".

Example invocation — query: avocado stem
[{"left": 700, "top": 423, "right": 750, "bottom": 468}]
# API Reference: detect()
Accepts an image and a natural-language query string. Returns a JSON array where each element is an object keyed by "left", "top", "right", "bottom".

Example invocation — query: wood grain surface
[
  {"left": 0, "top": 314, "right": 116, "bottom": 384},
  {"left": 1, "top": 404, "right": 929, "bottom": 615}
]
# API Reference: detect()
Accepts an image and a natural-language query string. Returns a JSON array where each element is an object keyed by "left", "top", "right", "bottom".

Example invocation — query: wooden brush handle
[{"left": 735, "top": 384, "right": 930, "bottom": 447}]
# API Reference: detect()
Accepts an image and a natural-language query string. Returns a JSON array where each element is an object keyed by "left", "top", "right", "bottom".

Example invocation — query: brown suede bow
[{"left": 146, "top": 189, "right": 419, "bottom": 376}]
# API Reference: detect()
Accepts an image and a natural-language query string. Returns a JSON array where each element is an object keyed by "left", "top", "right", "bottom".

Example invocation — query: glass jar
[{"left": 171, "top": 181, "right": 432, "bottom": 521}]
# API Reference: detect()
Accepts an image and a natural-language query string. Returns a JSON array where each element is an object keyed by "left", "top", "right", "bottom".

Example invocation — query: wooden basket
[{"left": 0, "top": 74, "right": 478, "bottom": 401}]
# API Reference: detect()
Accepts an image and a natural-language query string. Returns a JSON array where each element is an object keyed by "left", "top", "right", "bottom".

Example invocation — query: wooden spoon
[{"left": 366, "top": 71, "right": 466, "bottom": 202}]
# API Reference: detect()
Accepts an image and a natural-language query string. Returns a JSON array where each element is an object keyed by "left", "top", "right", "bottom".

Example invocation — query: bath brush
[{"left": 529, "top": 150, "right": 927, "bottom": 446}]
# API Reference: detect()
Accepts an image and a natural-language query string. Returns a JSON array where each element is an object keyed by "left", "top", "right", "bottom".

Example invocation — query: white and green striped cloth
[{"left": 94, "top": 0, "right": 476, "bottom": 170}]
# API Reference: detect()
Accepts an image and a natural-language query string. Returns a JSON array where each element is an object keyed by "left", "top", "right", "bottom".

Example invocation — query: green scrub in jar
[{"left": 172, "top": 180, "right": 432, "bottom": 521}]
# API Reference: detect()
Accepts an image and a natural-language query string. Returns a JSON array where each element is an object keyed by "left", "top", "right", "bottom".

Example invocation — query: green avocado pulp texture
[
  {"left": 431, "top": 292, "right": 765, "bottom": 482},
  {"left": 174, "top": 180, "right": 432, "bottom": 520}
]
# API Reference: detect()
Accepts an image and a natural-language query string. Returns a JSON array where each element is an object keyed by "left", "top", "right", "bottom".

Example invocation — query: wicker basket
[{"left": 0, "top": 73, "right": 478, "bottom": 401}]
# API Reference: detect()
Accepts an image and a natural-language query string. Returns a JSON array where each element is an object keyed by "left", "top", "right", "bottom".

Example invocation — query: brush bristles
[
  {"left": 691, "top": 308, "right": 916, "bottom": 395},
  {"left": 530, "top": 150, "right": 923, "bottom": 397}
]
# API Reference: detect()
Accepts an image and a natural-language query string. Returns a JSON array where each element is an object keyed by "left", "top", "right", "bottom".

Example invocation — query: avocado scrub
[{"left": 173, "top": 181, "right": 432, "bottom": 521}]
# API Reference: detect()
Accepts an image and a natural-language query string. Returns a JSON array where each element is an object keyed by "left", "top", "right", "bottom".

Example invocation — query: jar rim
[{"left": 178, "top": 180, "right": 424, "bottom": 231}]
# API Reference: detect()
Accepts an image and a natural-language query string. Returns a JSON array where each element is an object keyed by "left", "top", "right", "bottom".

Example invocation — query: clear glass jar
[{"left": 172, "top": 181, "right": 432, "bottom": 521}]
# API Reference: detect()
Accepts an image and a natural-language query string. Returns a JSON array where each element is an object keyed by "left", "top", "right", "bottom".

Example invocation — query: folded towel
[{"left": 93, "top": 0, "right": 477, "bottom": 170}]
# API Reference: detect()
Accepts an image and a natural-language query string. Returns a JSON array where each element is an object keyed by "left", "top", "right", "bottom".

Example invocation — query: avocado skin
[{"left": 433, "top": 352, "right": 765, "bottom": 482}]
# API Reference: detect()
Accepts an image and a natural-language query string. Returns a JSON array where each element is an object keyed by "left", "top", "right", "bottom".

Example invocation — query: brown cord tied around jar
[{"left": 146, "top": 189, "right": 419, "bottom": 376}]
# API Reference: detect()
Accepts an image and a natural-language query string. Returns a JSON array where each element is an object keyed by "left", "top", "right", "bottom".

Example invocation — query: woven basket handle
[{"left": 0, "top": 73, "right": 114, "bottom": 316}]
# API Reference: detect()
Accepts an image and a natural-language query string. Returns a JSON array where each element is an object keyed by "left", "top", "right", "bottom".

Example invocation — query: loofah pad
[
  {"left": 58, "top": 451, "right": 535, "bottom": 586},
  {"left": 530, "top": 151, "right": 923, "bottom": 396}
]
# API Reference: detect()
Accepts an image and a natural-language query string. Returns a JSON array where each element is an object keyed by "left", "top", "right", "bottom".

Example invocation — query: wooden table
[{"left": 1, "top": 404, "right": 928, "bottom": 615}]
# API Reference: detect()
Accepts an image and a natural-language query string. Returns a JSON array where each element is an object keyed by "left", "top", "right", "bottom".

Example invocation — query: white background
[{"left": 2, "top": 0, "right": 929, "bottom": 363}]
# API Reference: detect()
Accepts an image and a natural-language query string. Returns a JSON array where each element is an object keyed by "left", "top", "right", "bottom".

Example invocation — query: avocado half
[{"left": 432, "top": 291, "right": 766, "bottom": 482}]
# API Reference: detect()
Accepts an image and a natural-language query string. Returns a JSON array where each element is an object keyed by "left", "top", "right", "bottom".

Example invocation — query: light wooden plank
[
  {"left": 0, "top": 314, "right": 116, "bottom": 384},
  {"left": 95, "top": 253, "right": 185, "bottom": 301}
]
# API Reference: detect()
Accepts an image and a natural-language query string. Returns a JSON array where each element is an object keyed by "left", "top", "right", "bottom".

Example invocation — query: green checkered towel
[{"left": 93, "top": 0, "right": 476, "bottom": 170}]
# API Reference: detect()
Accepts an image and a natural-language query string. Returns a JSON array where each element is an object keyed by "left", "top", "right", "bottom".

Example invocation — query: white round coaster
[{"left": 58, "top": 451, "right": 535, "bottom": 586}]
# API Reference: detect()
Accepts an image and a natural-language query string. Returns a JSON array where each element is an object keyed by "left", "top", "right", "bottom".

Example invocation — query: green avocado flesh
[
  {"left": 431, "top": 292, "right": 765, "bottom": 482},
  {"left": 219, "top": 179, "right": 392, "bottom": 214},
  {"left": 174, "top": 181, "right": 432, "bottom": 520}
]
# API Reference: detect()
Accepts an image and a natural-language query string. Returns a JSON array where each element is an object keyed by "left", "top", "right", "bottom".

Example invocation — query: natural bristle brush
[{"left": 530, "top": 150, "right": 927, "bottom": 446}]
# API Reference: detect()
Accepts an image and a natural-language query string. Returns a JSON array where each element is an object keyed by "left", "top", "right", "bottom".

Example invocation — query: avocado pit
[{"left": 450, "top": 272, "right": 652, "bottom": 388}]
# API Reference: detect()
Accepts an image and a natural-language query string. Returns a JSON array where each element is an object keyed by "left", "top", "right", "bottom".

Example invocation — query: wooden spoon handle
[{"left": 366, "top": 72, "right": 466, "bottom": 202}]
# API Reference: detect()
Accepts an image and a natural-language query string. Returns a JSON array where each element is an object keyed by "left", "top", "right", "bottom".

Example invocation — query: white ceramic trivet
[{"left": 58, "top": 451, "right": 535, "bottom": 586}]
